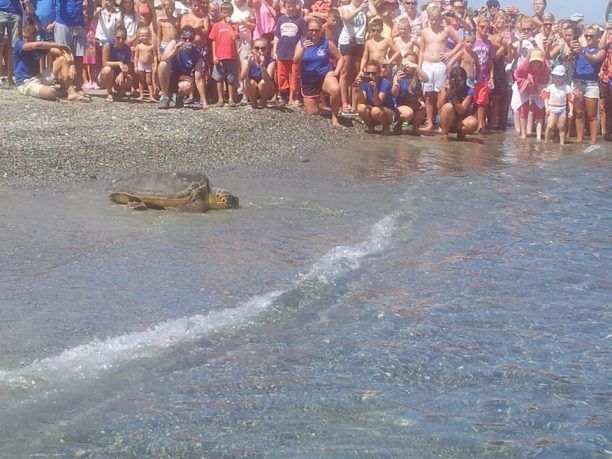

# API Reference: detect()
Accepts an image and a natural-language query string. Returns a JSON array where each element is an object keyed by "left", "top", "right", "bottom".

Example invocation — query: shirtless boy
[
  {"left": 393, "top": 18, "right": 417, "bottom": 59},
  {"left": 419, "top": 3, "right": 463, "bottom": 129},
  {"left": 134, "top": 25, "right": 158, "bottom": 101},
  {"left": 447, "top": 31, "right": 479, "bottom": 87},
  {"left": 360, "top": 18, "right": 401, "bottom": 76},
  {"left": 156, "top": 0, "right": 178, "bottom": 54}
]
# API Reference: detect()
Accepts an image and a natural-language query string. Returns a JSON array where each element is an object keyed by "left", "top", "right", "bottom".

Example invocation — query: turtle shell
[{"left": 106, "top": 172, "right": 210, "bottom": 208}]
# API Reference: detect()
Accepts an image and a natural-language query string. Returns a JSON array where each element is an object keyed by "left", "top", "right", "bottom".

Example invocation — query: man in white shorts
[
  {"left": 13, "top": 23, "right": 79, "bottom": 100},
  {"left": 418, "top": 2, "right": 462, "bottom": 129}
]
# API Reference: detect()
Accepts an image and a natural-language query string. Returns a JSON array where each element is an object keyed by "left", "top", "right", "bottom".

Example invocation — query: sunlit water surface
[{"left": 0, "top": 135, "right": 610, "bottom": 457}]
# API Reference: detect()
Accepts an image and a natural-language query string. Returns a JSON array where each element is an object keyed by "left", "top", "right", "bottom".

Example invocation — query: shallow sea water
[{"left": 0, "top": 135, "right": 610, "bottom": 457}]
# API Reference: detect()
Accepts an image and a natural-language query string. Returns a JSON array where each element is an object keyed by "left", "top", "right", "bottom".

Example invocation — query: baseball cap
[{"left": 551, "top": 65, "right": 566, "bottom": 76}]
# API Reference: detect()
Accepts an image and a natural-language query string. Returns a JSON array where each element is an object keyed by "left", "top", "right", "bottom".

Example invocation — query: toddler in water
[
  {"left": 541, "top": 65, "right": 573, "bottom": 144},
  {"left": 134, "top": 25, "right": 159, "bottom": 101}
]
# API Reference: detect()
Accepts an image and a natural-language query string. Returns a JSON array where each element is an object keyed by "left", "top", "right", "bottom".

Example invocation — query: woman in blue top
[
  {"left": 436, "top": 66, "right": 478, "bottom": 141},
  {"left": 294, "top": 18, "right": 343, "bottom": 126},
  {"left": 391, "top": 52, "right": 429, "bottom": 135},
  {"left": 98, "top": 26, "right": 133, "bottom": 102},
  {"left": 356, "top": 60, "right": 395, "bottom": 135},
  {"left": 573, "top": 26, "right": 606, "bottom": 145},
  {"left": 240, "top": 37, "right": 276, "bottom": 109}
]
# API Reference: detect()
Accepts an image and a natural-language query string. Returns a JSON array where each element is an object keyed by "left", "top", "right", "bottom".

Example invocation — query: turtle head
[{"left": 208, "top": 187, "right": 239, "bottom": 209}]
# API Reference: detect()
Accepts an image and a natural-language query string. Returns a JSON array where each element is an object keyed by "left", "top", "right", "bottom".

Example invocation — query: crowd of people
[{"left": 1, "top": 0, "right": 611, "bottom": 144}]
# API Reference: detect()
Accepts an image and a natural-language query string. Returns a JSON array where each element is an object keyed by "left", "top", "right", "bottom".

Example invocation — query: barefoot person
[
  {"left": 294, "top": 18, "right": 343, "bottom": 126},
  {"left": 419, "top": 2, "right": 463, "bottom": 130},
  {"left": 356, "top": 60, "right": 396, "bottom": 134},
  {"left": 241, "top": 37, "right": 276, "bottom": 108},
  {"left": 157, "top": 25, "right": 207, "bottom": 108},
  {"left": 134, "top": 25, "right": 158, "bottom": 101},
  {"left": 98, "top": 26, "right": 133, "bottom": 102},
  {"left": 392, "top": 53, "right": 428, "bottom": 135},
  {"left": 437, "top": 66, "right": 478, "bottom": 141},
  {"left": 13, "top": 23, "right": 79, "bottom": 100}
]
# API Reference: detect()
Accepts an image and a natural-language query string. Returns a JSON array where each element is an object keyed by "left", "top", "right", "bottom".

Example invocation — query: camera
[{"left": 361, "top": 76, "right": 373, "bottom": 83}]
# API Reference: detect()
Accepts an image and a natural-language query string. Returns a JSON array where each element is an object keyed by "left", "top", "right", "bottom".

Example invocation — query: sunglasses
[
  {"left": 584, "top": 34, "right": 595, "bottom": 38},
  {"left": 253, "top": 45, "right": 266, "bottom": 50},
  {"left": 543, "top": 23, "right": 552, "bottom": 26},
  {"left": 181, "top": 35, "right": 194, "bottom": 41}
]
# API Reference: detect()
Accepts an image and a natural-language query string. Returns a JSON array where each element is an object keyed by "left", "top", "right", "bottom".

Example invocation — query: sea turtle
[{"left": 106, "top": 172, "right": 239, "bottom": 212}]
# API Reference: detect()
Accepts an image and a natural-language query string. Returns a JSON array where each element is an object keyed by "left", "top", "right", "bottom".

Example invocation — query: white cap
[
  {"left": 569, "top": 13, "right": 584, "bottom": 22},
  {"left": 551, "top": 65, "right": 566, "bottom": 77}
]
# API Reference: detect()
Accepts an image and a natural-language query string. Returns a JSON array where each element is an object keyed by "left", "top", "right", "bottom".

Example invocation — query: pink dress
[{"left": 83, "top": 18, "right": 97, "bottom": 65}]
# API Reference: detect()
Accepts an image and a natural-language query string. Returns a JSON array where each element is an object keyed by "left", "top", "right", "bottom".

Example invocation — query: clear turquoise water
[{"left": 0, "top": 136, "right": 610, "bottom": 457}]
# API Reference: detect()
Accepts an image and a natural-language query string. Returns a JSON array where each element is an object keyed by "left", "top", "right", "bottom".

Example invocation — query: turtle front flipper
[
  {"left": 208, "top": 187, "right": 239, "bottom": 209},
  {"left": 127, "top": 200, "right": 149, "bottom": 211}
]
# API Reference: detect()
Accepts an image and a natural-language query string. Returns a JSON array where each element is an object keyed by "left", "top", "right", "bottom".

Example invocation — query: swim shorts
[{"left": 421, "top": 60, "right": 446, "bottom": 93}]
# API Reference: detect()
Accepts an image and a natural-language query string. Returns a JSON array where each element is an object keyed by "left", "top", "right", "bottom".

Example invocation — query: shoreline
[{"left": 0, "top": 90, "right": 365, "bottom": 191}]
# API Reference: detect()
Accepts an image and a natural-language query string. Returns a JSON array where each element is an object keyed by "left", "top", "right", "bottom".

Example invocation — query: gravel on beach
[{"left": 0, "top": 90, "right": 363, "bottom": 191}]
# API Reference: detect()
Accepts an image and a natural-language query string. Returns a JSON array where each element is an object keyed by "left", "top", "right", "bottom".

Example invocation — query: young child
[
  {"left": 209, "top": 2, "right": 240, "bottom": 106},
  {"left": 447, "top": 31, "right": 480, "bottom": 88},
  {"left": 134, "top": 25, "right": 158, "bottom": 101},
  {"left": 360, "top": 18, "right": 401, "bottom": 77},
  {"left": 322, "top": 9, "right": 341, "bottom": 46},
  {"left": 393, "top": 18, "right": 417, "bottom": 59},
  {"left": 541, "top": 64, "right": 573, "bottom": 144},
  {"left": 472, "top": 16, "right": 495, "bottom": 132},
  {"left": 156, "top": 0, "right": 178, "bottom": 55},
  {"left": 83, "top": 0, "right": 99, "bottom": 89},
  {"left": 272, "top": 0, "right": 306, "bottom": 106}
]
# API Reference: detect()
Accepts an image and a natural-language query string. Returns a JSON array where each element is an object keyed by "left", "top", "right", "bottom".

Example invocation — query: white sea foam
[{"left": 0, "top": 213, "right": 398, "bottom": 387}]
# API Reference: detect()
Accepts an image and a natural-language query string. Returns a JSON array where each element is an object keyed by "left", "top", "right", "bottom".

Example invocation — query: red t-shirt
[{"left": 209, "top": 21, "right": 239, "bottom": 61}]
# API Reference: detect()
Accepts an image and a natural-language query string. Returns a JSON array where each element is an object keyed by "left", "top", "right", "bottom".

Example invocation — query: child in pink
[
  {"left": 514, "top": 48, "right": 550, "bottom": 140},
  {"left": 83, "top": 0, "right": 99, "bottom": 89}
]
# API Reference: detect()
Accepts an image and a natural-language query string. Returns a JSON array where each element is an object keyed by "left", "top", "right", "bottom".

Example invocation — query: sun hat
[
  {"left": 551, "top": 65, "right": 566, "bottom": 77},
  {"left": 529, "top": 49, "right": 544, "bottom": 63}
]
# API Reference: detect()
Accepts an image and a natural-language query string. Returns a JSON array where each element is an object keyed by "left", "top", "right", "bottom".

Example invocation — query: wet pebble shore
[{"left": 0, "top": 90, "right": 362, "bottom": 190}]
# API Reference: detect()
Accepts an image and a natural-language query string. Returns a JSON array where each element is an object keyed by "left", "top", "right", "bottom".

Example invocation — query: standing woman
[
  {"left": 573, "top": 26, "right": 606, "bottom": 145},
  {"left": 119, "top": 0, "right": 141, "bottom": 47},
  {"left": 338, "top": 0, "right": 372, "bottom": 115},
  {"left": 294, "top": 18, "right": 343, "bottom": 126}
]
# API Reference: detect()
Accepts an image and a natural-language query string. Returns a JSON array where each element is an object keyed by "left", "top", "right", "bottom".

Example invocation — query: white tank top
[{"left": 338, "top": 5, "right": 367, "bottom": 45}]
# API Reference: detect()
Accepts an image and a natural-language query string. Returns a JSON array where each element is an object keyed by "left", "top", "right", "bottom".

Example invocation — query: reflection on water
[
  {"left": 0, "top": 135, "right": 610, "bottom": 457},
  {"left": 329, "top": 133, "right": 600, "bottom": 181}
]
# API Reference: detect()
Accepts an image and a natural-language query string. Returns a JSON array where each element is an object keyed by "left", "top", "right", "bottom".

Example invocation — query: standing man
[
  {"left": 531, "top": 0, "right": 546, "bottom": 33},
  {"left": 53, "top": 0, "right": 91, "bottom": 100},
  {"left": 0, "top": 0, "right": 24, "bottom": 87}
]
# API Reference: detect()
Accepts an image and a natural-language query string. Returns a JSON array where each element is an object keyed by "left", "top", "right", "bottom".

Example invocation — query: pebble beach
[{"left": 0, "top": 90, "right": 363, "bottom": 191}]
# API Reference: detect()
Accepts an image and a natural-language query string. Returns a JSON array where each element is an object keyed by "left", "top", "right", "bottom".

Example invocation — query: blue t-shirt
[
  {"left": 247, "top": 55, "right": 273, "bottom": 81},
  {"left": 274, "top": 15, "right": 306, "bottom": 60},
  {"left": 300, "top": 37, "right": 332, "bottom": 85},
  {"left": 170, "top": 45, "right": 202, "bottom": 76},
  {"left": 574, "top": 47, "right": 603, "bottom": 81},
  {"left": 13, "top": 39, "right": 43, "bottom": 86},
  {"left": 108, "top": 41, "right": 132, "bottom": 65},
  {"left": 54, "top": 0, "right": 84, "bottom": 27},
  {"left": 396, "top": 76, "right": 423, "bottom": 107},
  {"left": 0, "top": 0, "right": 22, "bottom": 15},
  {"left": 360, "top": 77, "right": 395, "bottom": 109},
  {"left": 32, "top": 0, "right": 55, "bottom": 26}
]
